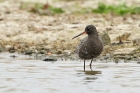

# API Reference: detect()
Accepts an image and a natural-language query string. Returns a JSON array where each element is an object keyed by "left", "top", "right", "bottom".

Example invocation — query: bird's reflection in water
[
  {"left": 84, "top": 70, "right": 101, "bottom": 75},
  {"left": 84, "top": 70, "right": 102, "bottom": 82}
]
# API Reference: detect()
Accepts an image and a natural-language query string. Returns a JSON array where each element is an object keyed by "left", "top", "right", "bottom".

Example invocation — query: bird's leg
[
  {"left": 89, "top": 58, "right": 93, "bottom": 70},
  {"left": 84, "top": 59, "right": 85, "bottom": 72}
]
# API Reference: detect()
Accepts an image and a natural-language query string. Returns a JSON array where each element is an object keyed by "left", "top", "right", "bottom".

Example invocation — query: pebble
[
  {"left": 10, "top": 55, "right": 17, "bottom": 58},
  {"left": 0, "top": 47, "right": 4, "bottom": 52},
  {"left": 132, "top": 38, "right": 140, "bottom": 45},
  {"left": 43, "top": 58, "right": 57, "bottom": 61},
  {"left": 106, "top": 26, "right": 112, "bottom": 31},
  {"left": 114, "top": 58, "right": 119, "bottom": 64},
  {"left": 63, "top": 50, "right": 72, "bottom": 55},
  {"left": 126, "top": 56, "right": 132, "bottom": 60},
  {"left": 56, "top": 49, "right": 63, "bottom": 54},
  {"left": 137, "top": 62, "right": 140, "bottom": 64},
  {"left": 25, "top": 50, "right": 33, "bottom": 55},
  {"left": 5, "top": 45, "right": 12, "bottom": 51},
  {"left": 9, "top": 49, "right": 15, "bottom": 53},
  {"left": 39, "top": 50, "right": 46, "bottom": 54},
  {"left": 46, "top": 45, "right": 53, "bottom": 49}
]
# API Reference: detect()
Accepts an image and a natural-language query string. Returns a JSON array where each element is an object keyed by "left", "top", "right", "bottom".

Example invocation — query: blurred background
[{"left": 0, "top": 0, "right": 140, "bottom": 57}]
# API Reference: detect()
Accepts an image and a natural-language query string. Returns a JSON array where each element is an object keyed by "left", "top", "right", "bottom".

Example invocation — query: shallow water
[{"left": 0, "top": 53, "right": 140, "bottom": 93}]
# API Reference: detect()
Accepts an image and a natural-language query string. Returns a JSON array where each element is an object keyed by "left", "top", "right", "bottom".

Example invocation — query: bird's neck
[{"left": 88, "top": 33, "right": 99, "bottom": 38}]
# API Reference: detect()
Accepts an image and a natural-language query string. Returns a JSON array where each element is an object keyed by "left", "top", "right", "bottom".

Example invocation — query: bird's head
[
  {"left": 72, "top": 25, "right": 98, "bottom": 39},
  {"left": 85, "top": 25, "right": 97, "bottom": 34}
]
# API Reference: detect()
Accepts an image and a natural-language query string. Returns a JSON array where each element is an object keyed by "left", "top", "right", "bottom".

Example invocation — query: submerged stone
[
  {"left": 43, "top": 57, "right": 57, "bottom": 61},
  {"left": 10, "top": 55, "right": 17, "bottom": 58},
  {"left": 137, "top": 62, "right": 140, "bottom": 64}
]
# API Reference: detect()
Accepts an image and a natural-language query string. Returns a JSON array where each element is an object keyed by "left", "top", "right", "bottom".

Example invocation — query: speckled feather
[
  {"left": 76, "top": 36, "right": 103, "bottom": 59},
  {"left": 75, "top": 25, "right": 103, "bottom": 59},
  {"left": 73, "top": 25, "right": 103, "bottom": 71}
]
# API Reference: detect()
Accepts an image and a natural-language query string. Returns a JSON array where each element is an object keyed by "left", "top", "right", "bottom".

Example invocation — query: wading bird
[{"left": 72, "top": 25, "right": 103, "bottom": 71}]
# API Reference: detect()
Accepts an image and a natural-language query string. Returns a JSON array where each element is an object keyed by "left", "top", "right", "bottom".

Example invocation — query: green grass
[
  {"left": 48, "top": 6, "right": 64, "bottom": 14},
  {"left": 0, "top": 0, "right": 4, "bottom": 2},
  {"left": 92, "top": 2, "right": 140, "bottom": 15},
  {"left": 20, "top": 2, "right": 64, "bottom": 15},
  {"left": 20, "top": 2, "right": 140, "bottom": 16}
]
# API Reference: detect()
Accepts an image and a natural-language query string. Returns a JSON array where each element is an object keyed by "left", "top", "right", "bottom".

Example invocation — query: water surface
[{"left": 0, "top": 53, "right": 140, "bottom": 93}]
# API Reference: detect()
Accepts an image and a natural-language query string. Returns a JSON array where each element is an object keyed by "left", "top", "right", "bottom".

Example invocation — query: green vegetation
[
  {"left": 48, "top": 6, "right": 64, "bottom": 14},
  {"left": 20, "top": 2, "right": 140, "bottom": 16},
  {"left": 20, "top": 2, "right": 64, "bottom": 15},
  {"left": 0, "top": 0, "right": 4, "bottom": 2},
  {"left": 92, "top": 2, "right": 140, "bottom": 15},
  {"left": 73, "top": 7, "right": 92, "bottom": 15}
]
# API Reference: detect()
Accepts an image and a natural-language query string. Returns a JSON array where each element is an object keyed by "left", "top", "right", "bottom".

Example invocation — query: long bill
[{"left": 72, "top": 31, "right": 86, "bottom": 39}]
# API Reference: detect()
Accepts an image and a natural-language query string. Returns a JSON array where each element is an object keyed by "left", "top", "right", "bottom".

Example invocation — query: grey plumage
[{"left": 72, "top": 25, "right": 103, "bottom": 71}]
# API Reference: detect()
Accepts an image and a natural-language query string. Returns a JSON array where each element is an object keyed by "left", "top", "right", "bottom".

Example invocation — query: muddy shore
[{"left": 0, "top": 0, "right": 140, "bottom": 61}]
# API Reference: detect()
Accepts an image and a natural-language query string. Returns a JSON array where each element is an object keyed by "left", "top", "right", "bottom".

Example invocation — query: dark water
[{"left": 0, "top": 53, "right": 140, "bottom": 93}]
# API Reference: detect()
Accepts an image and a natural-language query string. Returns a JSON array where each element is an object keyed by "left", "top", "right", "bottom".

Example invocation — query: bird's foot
[{"left": 89, "top": 64, "right": 92, "bottom": 71}]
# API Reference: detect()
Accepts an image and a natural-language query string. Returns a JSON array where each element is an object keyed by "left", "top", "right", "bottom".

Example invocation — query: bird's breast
[{"left": 78, "top": 37, "right": 103, "bottom": 59}]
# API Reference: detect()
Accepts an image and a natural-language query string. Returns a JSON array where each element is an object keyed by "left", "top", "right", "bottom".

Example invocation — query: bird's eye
[{"left": 87, "top": 27, "right": 92, "bottom": 31}]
